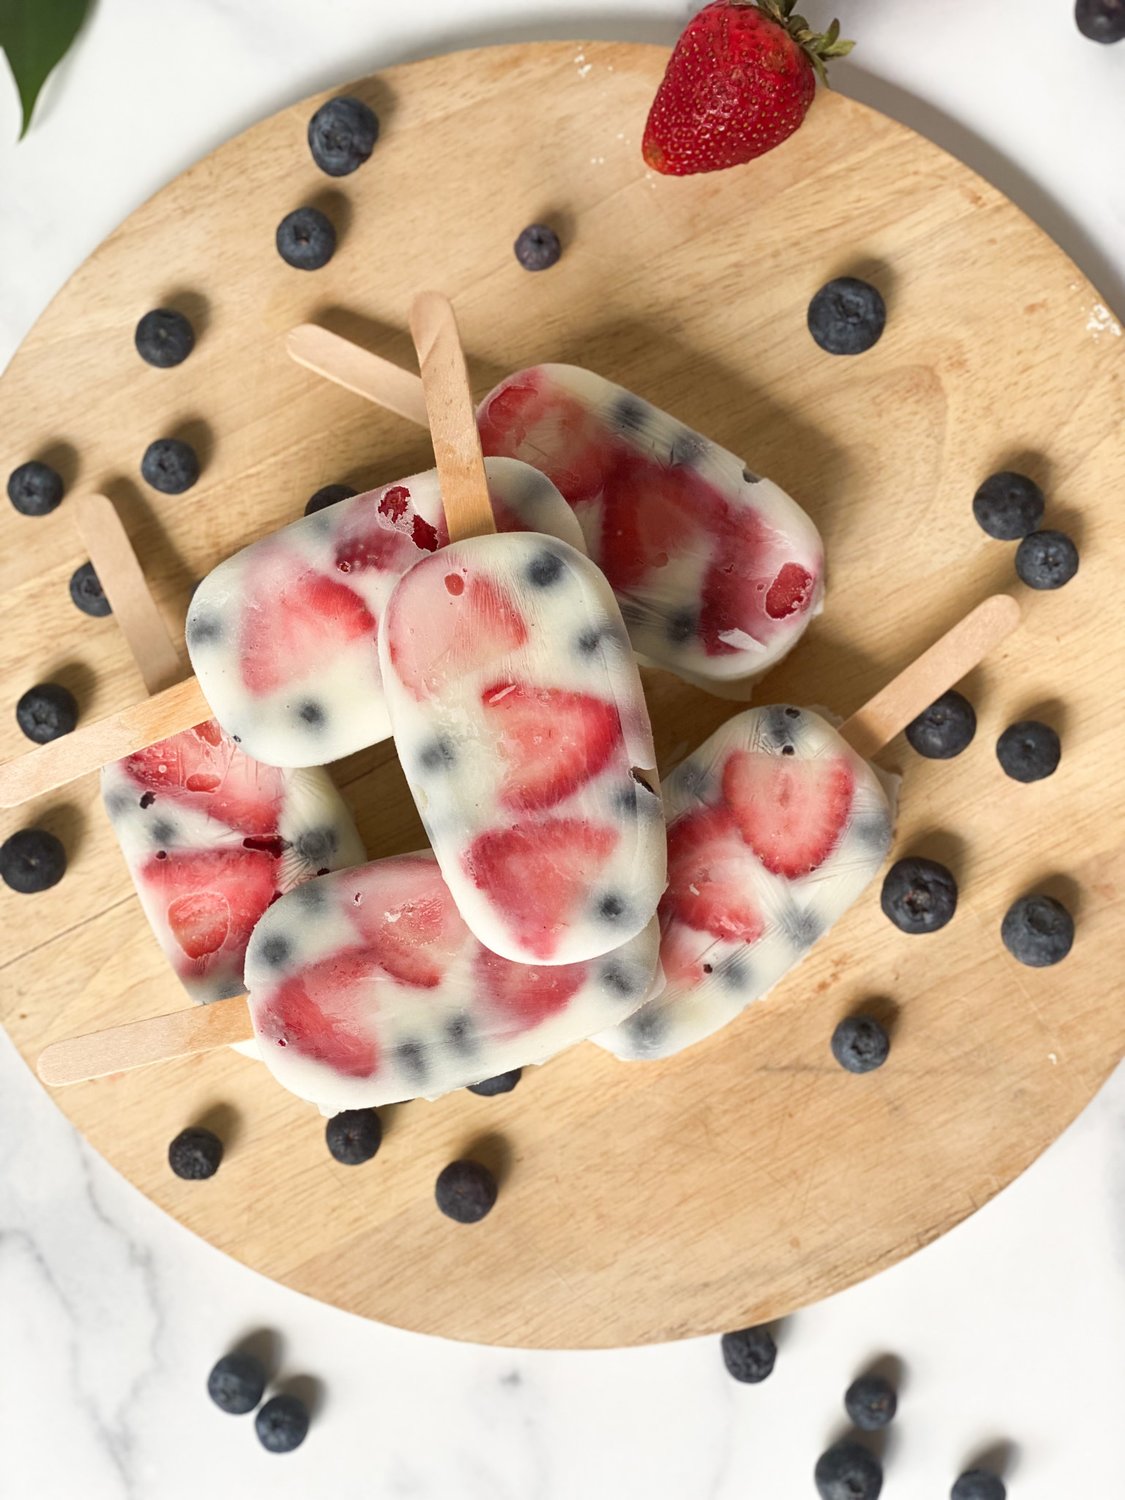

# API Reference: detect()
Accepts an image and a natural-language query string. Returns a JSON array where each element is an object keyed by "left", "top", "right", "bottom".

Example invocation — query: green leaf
[{"left": 0, "top": 0, "right": 91, "bottom": 138}]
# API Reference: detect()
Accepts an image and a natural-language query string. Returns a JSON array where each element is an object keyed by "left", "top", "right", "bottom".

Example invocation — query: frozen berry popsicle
[
  {"left": 103, "top": 720, "right": 365, "bottom": 1003},
  {"left": 185, "top": 457, "right": 584, "bottom": 767},
  {"left": 244, "top": 851, "right": 662, "bottom": 1110}
]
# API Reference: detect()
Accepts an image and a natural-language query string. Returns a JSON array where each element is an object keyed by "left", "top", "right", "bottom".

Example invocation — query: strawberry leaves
[{"left": 0, "top": 0, "right": 91, "bottom": 138}]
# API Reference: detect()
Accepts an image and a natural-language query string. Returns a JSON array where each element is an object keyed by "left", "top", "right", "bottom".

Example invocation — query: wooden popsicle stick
[
  {"left": 409, "top": 291, "right": 496, "bottom": 542},
  {"left": 37, "top": 993, "right": 252, "bottom": 1086},
  {"left": 287, "top": 323, "right": 429, "bottom": 427},
  {"left": 840, "top": 593, "right": 1020, "bottom": 759},
  {"left": 73, "top": 493, "right": 185, "bottom": 695}
]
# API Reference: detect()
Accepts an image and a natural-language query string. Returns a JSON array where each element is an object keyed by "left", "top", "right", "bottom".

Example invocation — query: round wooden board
[{"left": 2, "top": 41, "right": 1123, "bottom": 1350}]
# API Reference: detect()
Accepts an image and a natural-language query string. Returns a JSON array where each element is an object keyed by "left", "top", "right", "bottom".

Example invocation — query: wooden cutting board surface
[{"left": 1, "top": 41, "right": 1123, "bottom": 1348}]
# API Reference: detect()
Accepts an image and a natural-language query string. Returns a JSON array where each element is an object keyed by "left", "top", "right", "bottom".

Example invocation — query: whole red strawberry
[{"left": 643, "top": 0, "right": 854, "bottom": 176}]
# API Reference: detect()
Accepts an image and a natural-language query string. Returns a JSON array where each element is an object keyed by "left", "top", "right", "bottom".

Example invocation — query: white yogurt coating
[
  {"left": 593, "top": 706, "right": 895, "bottom": 1061},
  {"left": 244, "top": 852, "right": 664, "bottom": 1111},
  {"left": 185, "top": 458, "right": 586, "bottom": 767}
]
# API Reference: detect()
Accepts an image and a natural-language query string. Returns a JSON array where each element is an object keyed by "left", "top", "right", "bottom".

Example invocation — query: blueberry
[
  {"left": 881, "top": 857, "right": 958, "bottom": 934},
  {"left": 419, "top": 737, "right": 457, "bottom": 771},
  {"left": 69, "top": 561, "right": 112, "bottom": 617},
  {"left": 0, "top": 828, "right": 67, "bottom": 893},
  {"left": 7, "top": 459, "right": 63, "bottom": 516},
  {"left": 526, "top": 549, "right": 564, "bottom": 587},
  {"left": 468, "top": 1069, "right": 522, "bottom": 1097},
  {"left": 141, "top": 437, "right": 200, "bottom": 495},
  {"left": 276, "top": 207, "right": 337, "bottom": 270},
  {"left": 951, "top": 1471, "right": 1006, "bottom": 1500},
  {"left": 600, "top": 958, "right": 641, "bottom": 998},
  {"left": 168, "top": 1125, "right": 223, "bottom": 1179},
  {"left": 845, "top": 1372, "right": 898, "bottom": 1429},
  {"left": 16, "top": 683, "right": 78, "bottom": 744},
  {"left": 207, "top": 1351, "right": 266, "bottom": 1414},
  {"left": 325, "top": 1107, "right": 382, "bottom": 1165},
  {"left": 1015, "top": 529, "right": 1078, "bottom": 589},
  {"left": 596, "top": 892, "right": 629, "bottom": 923},
  {"left": 971, "top": 470, "right": 1045, "bottom": 540},
  {"left": 186, "top": 611, "right": 222, "bottom": 646},
  {"left": 308, "top": 95, "right": 379, "bottom": 175},
  {"left": 297, "top": 700, "right": 325, "bottom": 727},
  {"left": 666, "top": 608, "right": 696, "bottom": 644},
  {"left": 446, "top": 1014, "right": 476, "bottom": 1052},
  {"left": 1001, "top": 893, "right": 1074, "bottom": 967},
  {"left": 807, "top": 278, "right": 886, "bottom": 356},
  {"left": 831, "top": 1015, "right": 890, "bottom": 1074},
  {"left": 904, "top": 689, "right": 976, "bottom": 759},
  {"left": 996, "top": 719, "right": 1060, "bottom": 782},
  {"left": 134, "top": 308, "right": 195, "bottom": 368},
  {"left": 720, "top": 1324, "right": 776, "bottom": 1384},
  {"left": 1075, "top": 0, "right": 1125, "bottom": 41},
  {"left": 514, "top": 223, "right": 562, "bottom": 271},
  {"left": 395, "top": 1040, "right": 427, "bottom": 1079},
  {"left": 255, "top": 1393, "right": 309, "bottom": 1453},
  {"left": 258, "top": 934, "right": 291, "bottom": 968},
  {"left": 304, "top": 482, "right": 356, "bottom": 516},
  {"left": 815, "top": 1440, "right": 883, "bottom": 1500},
  {"left": 435, "top": 1159, "right": 498, "bottom": 1223}
]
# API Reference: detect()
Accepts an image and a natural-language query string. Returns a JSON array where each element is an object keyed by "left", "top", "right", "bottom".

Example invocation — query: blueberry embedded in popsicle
[
  {"left": 807, "top": 277, "right": 886, "bottom": 356},
  {"left": 814, "top": 1440, "right": 883, "bottom": 1500}
]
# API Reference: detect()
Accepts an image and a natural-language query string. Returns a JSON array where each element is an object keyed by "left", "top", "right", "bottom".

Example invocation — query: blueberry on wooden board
[
  {"left": 1001, "top": 894, "right": 1074, "bottom": 967},
  {"left": 0, "top": 828, "right": 67, "bottom": 893},
  {"left": 435, "top": 1159, "right": 498, "bottom": 1223},
  {"left": 881, "top": 857, "right": 958, "bottom": 934},
  {"left": 141, "top": 437, "right": 200, "bottom": 495},
  {"left": 815, "top": 1441, "right": 883, "bottom": 1500},
  {"left": 69, "top": 561, "right": 112, "bottom": 617},
  {"left": 168, "top": 1126, "right": 223, "bottom": 1180},
  {"left": 468, "top": 1069, "right": 522, "bottom": 1097},
  {"left": 807, "top": 278, "right": 886, "bottom": 356},
  {"left": 325, "top": 1108, "right": 383, "bottom": 1165},
  {"left": 305, "top": 483, "right": 357, "bottom": 516},
  {"left": 904, "top": 689, "right": 976, "bottom": 759},
  {"left": 308, "top": 96, "right": 379, "bottom": 175},
  {"left": 1015, "top": 529, "right": 1078, "bottom": 589},
  {"left": 207, "top": 1352, "right": 266, "bottom": 1414},
  {"left": 996, "top": 720, "right": 1060, "bottom": 782},
  {"left": 720, "top": 1324, "right": 777, "bottom": 1383},
  {"left": 514, "top": 223, "right": 562, "bottom": 271},
  {"left": 971, "top": 471, "right": 1044, "bottom": 540},
  {"left": 134, "top": 308, "right": 195, "bottom": 368},
  {"left": 16, "top": 683, "right": 78, "bottom": 743},
  {"left": 255, "top": 1393, "right": 309, "bottom": 1453},
  {"left": 276, "top": 207, "right": 337, "bottom": 270},
  {"left": 7, "top": 460, "right": 63, "bottom": 516},
  {"left": 844, "top": 1372, "right": 898, "bottom": 1429},
  {"left": 831, "top": 1016, "right": 890, "bottom": 1074}
]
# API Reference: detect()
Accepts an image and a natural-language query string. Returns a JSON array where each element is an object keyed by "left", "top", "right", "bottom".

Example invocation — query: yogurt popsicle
[
  {"left": 103, "top": 719, "right": 365, "bottom": 1002},
  {"left": 244, "top": 851, "right": 663, "bottom": 1109}
]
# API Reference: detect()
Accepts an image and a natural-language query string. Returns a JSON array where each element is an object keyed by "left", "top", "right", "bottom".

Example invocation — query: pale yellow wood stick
[
  {"left": 35, "top": 593, "right": 1021, "bottom": 1088},
  {"left": 409, "top": 291, "right": 496, "bottom": 542},
  {"left": 287, "top": 324, "right": 428, "bottom": 427}
]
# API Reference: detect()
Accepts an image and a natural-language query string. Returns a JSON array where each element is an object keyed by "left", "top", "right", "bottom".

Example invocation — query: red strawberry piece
[
  {"left": 481, "top": 682, "right": 623, "bottom": 811},
  {"left": 764, "top": 560, "right": 816, "bottom": 619},
  {"left": 333, "top": 484, "right": 445, "bottom": 577},
  {"left": 350, "top": 857, "right": 466, "bottom": 988},
  {"left": 643, "top": 1, "right": 854, "bottom": 177},
  {"left": 698, "top": 516, "right": 817, "bottom": 656},
  {"left": 478, "top": 371, "right": 613, "bottom": 507},
  {"left": 663, "top": 806, "right": 764, "bottom": 942},
  {"left": 463, "top": 819, "right": 618, "bottom": 960},
  {"left": 257, "top": 956, "right": 378, "bottom": 1078},
  {"left": 722, "top": 747, "right": 854, "bottom": 878},
  {"left": 239, "top": 552, "right": 377, "bottom": 697},
  {"left": 658, "top": 914, "right": 723, "bottom": 987},
  {"left": 383, "top": 553, "right": 528, "bottom": 700},
  {"left": 122, "top": 720, "right": 287, "bottom": 836},
  {"left": 142, "top": 847, "right": 280, "bottom": 965},
  {"left": 474, "top": 945, "right": 586, "bottom": 1029}
]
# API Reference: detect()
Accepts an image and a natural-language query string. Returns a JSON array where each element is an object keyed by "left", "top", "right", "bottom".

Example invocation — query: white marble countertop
[{"left": 1, "top": 2, "right": 1122, "bottom": 1496}]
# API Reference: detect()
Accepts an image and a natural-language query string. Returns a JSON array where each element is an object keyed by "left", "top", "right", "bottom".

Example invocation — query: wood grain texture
[
  {"left": 37, "top": 993, "right": 252, "bottom": 1086},
  {"left": 287, "top": 323, "right": 428, "bottom": 426},
  {"left": 1, "top": 42, "right": 1123, "bottom": 1349}
]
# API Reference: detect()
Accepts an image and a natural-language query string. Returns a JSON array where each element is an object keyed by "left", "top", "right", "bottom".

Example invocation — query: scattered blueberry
[
  {"left": 168, "top": 1125, "right": 223, "bottom": 1180},
  {"left": 951, "top": 1471, "right": 1006, "bottom": 1500},
  {"left": 514, "top": 223, "right": 562, "bottom": 271},
  {"left": 207, "top": 1351, "right": 266, "bottom": 1415},
  {"left": 141, "top": 437, "right": 200, "bottom": 495},
  {"left": 308, "top": 95, "right": 379, "bottom": 175},
  {"left": 1001, "top": 893, "right": 1074, "bottom": 967},
  {"left": 815, "top": 1441, "right": 884, "bottom": 1500},
  {"left": 69, "top": 561, "right": 112, "bottom": 617},
  {"left": 720, "top": 1324, "right": 777, "bottom": 1384},
  {"left": 996, "top": 719, "right": 1061, "bottom": 782},
  {"left": 881, "top": 857, "right": 958, "bottom": 934},
  {"left": 16, "top": 683, "right": 78, "bottom": 744},
  {"left": 831, "top": 1015, "right": 890, "bottom": 1074},
  {"left": 255, "top": 1393, "right": 309, "bottom": 1454},
  {"left": 304, "top": 483, "right": 356, "bottom": 516},
  {"left": 7, "top": 459, "right": 64, "bottom": 516},
  {"left": 0, "top": 828, "right": 67, "bottom": 893},
  {"left": 435, "top": 1159, "right": 498, "bottom": 1223},
  {"left": 971, "top": 471, "right": 1045, "bottom": 540},
  {"left": 468, "top": 1069, "right": 522, "bottom": 1097},
  {"left": 1075, "top": 0, "right": 1125, "bottom": 42},
  {"left": 905, "top": 689, "right": 976, "bottom": 759},
  {"left": 276, "top": 207, "right": 337, "bottom": 270},
  {"left": 807, "top": 278, "right": 886, "bottom": 356},
  {"left": 325, "top": 1107, "right": 382, "bottom": 1164},
  {"left": 1015, "top": 529, "right": 1078, "bottom": 589},
  {"left": 134, "top": 308, "right": 195, "bottom": 368},
  {"left": 845, "top": 1372, "right": 898, "bottom": 1429}
]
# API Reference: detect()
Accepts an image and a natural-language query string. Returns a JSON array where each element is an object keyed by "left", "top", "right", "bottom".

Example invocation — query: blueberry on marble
[
  {"left": 16, "top": 682, "right": 77, "bottom": 744},
  {"left": 881, "top": 857, "right": 957, "bottom": 934},
  {"left": 141, "top": 437, "right": 200, "bottom": 495},
  {"left": 815, "top": 1441, "right": 883, "bottom": 1500},
  {"left": 951, "top": 1471, "right": 1006, "bottom": 1500},
  {"left": 70, "top": 561, "right": 112, "bottom": 617},
  {"left": 325, "top": 1107, "right": 382, "bottom": 1165},
  {"left": 845, "top": 1372, "right": 898, "bottom": 1429},
  {"left": 1, "top": 828, "right": 67, "bottom": 893},
  {"left": 255, "top": 1393, "right": 309, "bottom": 1453},
  {"left": 307, "top": 95, "right": 379, "bottom": 176},
  {"left": 807, "top": 278, "right": 886, "bottom": 356},
  {"left": 168, "top": 1126, "right": 223, "bottom": 1180},
  {"left": 304, "top": 482, "right": 356, "bottom": 516},
  {"left": 720, "top": 1324, "right": 776, "bottom": 1384},
  {"left": 905, "top": 689, "right": 976, "bottom": 759},
  {"left": 276, "top": 207, "right": 337, "bottom": 270},
  {"left": 435, "top": 1159, "right": 498, "bottom": 1223},
  {"left": 526, "top": 548, "right": 564, "bottom": 587},
  {"left": 468, "top": 1069, "right": 522, "bottom": 1097},
  {"left": 135, "top": 308, "right": 195, "bottom": 368},
  {"left": 7, "top": 459, "right": 63, "bottom": 516},
  {"left": 831, "top": 1015, "right": 890, "bottom": 1074},
  {"left": 513, "top": 223, "right": 561, "bottom": 271},
  {"left": 207, "top": 1351, "right": 266, "bottom": 1414},
  {"left": 1015, "top": 529, "right": 1078, "bottom": 589},
  {"left": 996, "top": 719, "right": 1060, "bottom": 782},
  {"left": 1075, "top": 0, "right": 1125, "bottom": 42},
  {"left": 1001, "top": 893, "right": 1074, "bottom": 967},
  {"left": 971, "top": 470, "right": 1044, "bottom": 540}
]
